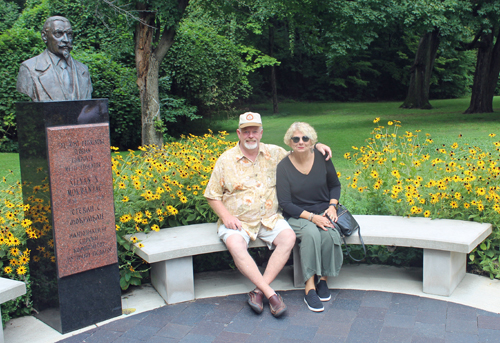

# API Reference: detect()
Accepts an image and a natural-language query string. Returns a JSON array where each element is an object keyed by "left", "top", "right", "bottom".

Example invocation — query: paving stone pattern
[{"left": 57, "top": 290, "right": 500, "bottom": 343}]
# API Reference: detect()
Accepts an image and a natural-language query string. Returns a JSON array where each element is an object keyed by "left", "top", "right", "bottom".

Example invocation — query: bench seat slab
[
  {"left": 423, "top": 249, "right": 465, "bottom": 297},
  {"left": 151, "top": 256, "right": 195, "bottom": 304}
]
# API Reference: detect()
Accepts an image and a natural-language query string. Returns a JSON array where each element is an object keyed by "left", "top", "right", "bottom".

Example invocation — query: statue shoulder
[
  {"left": 20, "top": 50, "right": 50, "bottom": 72},
  {"left": 20, "top": 54, "right": 41, "bottom": 69}
]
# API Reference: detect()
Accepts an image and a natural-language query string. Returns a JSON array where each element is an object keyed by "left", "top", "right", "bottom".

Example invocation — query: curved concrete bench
[
  {"left": 128, "top": 215, "right": 492, "bottom": 304},
  {"left": 294, "top": 215, "right": 492, "bottom": 296},
  {"left": 0, "top": 277, "right": 26, "bottom": 343}
]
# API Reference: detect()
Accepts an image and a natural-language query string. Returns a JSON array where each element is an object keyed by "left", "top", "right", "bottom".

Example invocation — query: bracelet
[{"left": 308, "top": 212, "right": 314, "bottom": 221}]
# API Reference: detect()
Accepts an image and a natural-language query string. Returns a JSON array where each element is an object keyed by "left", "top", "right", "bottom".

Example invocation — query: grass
[
  {"left": 218, "top": 97, "right": 500, "bottom": 172},
  {"left": 0, "top": 153, "right": 21, "bottom": 179},
  {"left": 2, "top": 97, "right": 500, "bottom": 176}
]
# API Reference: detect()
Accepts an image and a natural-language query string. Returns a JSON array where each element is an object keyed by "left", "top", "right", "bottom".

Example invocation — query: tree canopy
[{"left": 0, "top": 0, "right": 498, "bottom": 150}]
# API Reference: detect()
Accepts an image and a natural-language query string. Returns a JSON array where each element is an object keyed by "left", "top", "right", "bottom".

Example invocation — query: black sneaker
[
  {"left": 316, "top": 279, "right": 331, "bottom": 302},
  {"left": 304, "top": 289, "right": 324, "bottom": 312}
]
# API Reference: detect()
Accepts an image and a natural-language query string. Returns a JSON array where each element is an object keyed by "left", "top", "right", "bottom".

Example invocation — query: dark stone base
[{"left": 35, "top": 263, "right": 122, "bottom": 334}]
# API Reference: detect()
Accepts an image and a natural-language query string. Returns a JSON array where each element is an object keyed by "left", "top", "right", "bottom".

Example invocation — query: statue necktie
[{"left": 58, "top": 59, "right": 72, "bottom": 95}]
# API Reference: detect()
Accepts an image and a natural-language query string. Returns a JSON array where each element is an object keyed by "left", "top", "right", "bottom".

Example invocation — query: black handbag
[{"left": 328, "top": 204, "right": 366, "bottom": 262}]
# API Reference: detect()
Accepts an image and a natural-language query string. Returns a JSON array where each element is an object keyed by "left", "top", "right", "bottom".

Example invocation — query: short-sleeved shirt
[{"left": 204, "top": 143, "right": 288, "bottom": 241}]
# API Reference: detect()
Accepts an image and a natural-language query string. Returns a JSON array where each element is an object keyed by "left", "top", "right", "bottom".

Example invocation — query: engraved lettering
[
  {"left": 67, "top": 184, "right": 101, "bottom": 196},
  {"left": 69, "top": 227, "right": 106, "bottom": 238},
  {"left": 81, "top": 139, "right": 104, "bottom": 146},
  {"left": 69, "top": 212, "right": 104, "bottom": 225},
  {"left": 74, "top": 148, "right": 91, "bottom": 155},
  {"left": 69, "top": 177, "right": 92, "bottom": 186},
  {"left": 71, "top": 155, "right": 93, "bottom": 163}
]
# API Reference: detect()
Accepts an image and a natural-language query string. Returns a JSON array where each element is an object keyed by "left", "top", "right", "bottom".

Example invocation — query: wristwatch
[{"left": 329, "top": 203, "right": 339, "bottom": 210}]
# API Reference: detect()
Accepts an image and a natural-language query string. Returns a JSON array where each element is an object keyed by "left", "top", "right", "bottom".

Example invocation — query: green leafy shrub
[
  {"left": 0, "top": 28, "right": 44, "bottom": 151},
  {"left": 74, "top": 51, "right": 141, "bottom": 149},
  {"left": 162, "top": 21, "right": 252, "bottom": 114}
]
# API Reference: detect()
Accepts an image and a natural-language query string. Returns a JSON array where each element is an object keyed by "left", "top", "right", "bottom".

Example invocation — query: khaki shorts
[{"left": 218, "top": 219, "right": 293, "bottom": 250}]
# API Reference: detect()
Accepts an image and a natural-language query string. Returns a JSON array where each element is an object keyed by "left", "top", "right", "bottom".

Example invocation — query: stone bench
[
  {"left": 0, "top": 277, "right": 26, "bottom": 343},
  {"left": 129, "top": 215, "right": 492, "bottom": 304}
]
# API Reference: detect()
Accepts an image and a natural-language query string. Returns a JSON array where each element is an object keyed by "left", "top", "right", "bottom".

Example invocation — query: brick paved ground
[{"left": 57, "top": 289, "right": 500, "bottom": 343}]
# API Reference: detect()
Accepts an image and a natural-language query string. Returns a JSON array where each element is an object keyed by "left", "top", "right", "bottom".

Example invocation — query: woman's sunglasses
[{"left": 291, "top": 136, "right": 310, "bottom": 143}]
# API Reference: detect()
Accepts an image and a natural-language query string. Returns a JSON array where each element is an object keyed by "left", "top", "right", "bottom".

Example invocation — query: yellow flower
[
  {"left": 120, "top": 214, "right": 132, "bottom": 223},
  {"left": 137, "top": 243, "right": 144, "bottom": 248},
  {"left": 20, "top": 219, "right": 32, "bottom": 227},
  {"left": 373, "top": 117, "right": 380, "bottom": 124},
  {"left": 16, "top": 266, "right": 27, "bottom": 275},
  {"left": 151, "top": 224, "right": 160, "bottom": 232},
  {"left": 122, "top": 196, "right": 130, "bottom": 202},
  {"left": 4, "top": 266, "right": 12, "bottom": 274},
  {"left": 424, "top": 211, "right": 431, "bottom": 218},
  {"left": 180, "top": 196, "right": 188, "bottom": 203},
  {"left": 130, "top": 236, "right": 138, "bottom": 243},
  {"left": 10, "top": 247, "right": 20, "bottom": 256}
]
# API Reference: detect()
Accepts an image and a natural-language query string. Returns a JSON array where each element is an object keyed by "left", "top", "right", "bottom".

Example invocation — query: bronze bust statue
[{"left": 16, "top": 16, "right": 93, "bottom": 101}]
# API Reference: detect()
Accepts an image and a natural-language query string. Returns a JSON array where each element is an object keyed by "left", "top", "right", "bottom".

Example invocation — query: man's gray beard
[{"left": 244, "top": 141, "right": 258, "bottom": 150}]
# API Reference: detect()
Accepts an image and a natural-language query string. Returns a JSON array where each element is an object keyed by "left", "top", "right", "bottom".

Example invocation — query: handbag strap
[{"left": 332, "top": 221, "right": 367, "bottom": 262}]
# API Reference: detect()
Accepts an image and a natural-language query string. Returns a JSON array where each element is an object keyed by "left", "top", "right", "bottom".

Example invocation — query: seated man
[{"left": 204, "top": 112, "right": 331, "bottom": 317}]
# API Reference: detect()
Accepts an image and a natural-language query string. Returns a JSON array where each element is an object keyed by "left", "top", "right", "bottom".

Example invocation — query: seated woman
[{"left": 276, "top": 122, "right": 343, "bottom": 312}]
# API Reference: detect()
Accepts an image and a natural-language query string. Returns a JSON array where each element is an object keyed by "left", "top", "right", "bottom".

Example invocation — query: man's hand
[
  {"left": 206, "top": 198, "right": 242, "bottom": 230},
  {"left": 222, "top": 214, "right": 243, "bottom": 231},
  {"left": 316, "top": 143, "right": 332, "bottom": 160}
]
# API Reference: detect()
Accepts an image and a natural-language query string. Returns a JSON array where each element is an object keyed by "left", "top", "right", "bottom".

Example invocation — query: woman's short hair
[{"left": 283, "top": 122, "right": 318, "bottom": 147}]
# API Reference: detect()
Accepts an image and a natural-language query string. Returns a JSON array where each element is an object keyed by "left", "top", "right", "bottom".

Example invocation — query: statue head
[{"left": 41, "top": 16, "right": 73, "bottom": 60}]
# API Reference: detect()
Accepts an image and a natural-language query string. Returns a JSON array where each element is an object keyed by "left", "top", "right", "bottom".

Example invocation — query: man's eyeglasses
[{"left": 291, "top": 136, "right": 310, "bottom": 143}]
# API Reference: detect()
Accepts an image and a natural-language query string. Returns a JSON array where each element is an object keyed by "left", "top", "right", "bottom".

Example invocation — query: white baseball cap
[{"left": 239, "top": 112, "right": 262, "bottom": 129}]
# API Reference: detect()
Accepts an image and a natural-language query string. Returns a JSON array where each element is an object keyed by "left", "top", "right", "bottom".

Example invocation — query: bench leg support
[
  {"left": 293, "top": 244, "right": 304, "bottom": 288},
  {"left": 0, "top": 306, "right": 3, "bottom": 343},
  {"left": 151, "top": 256, "right": 195, "bottom": 304},
  {"left": 423, "top": 249, "right": 465, "bottom": 297}
]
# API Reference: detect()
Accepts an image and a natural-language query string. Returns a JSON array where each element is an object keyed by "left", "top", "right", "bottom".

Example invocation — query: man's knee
[
  {"left": 274, "top": 229, "right": 296, "bottom": 250},
  {"left": 225, "top": 233, "right": 249, "bottom": 256}
]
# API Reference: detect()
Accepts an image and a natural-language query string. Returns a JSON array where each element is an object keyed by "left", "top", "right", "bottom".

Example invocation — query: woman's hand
[
  {"left": 312, "top": 214, "right": 333, "bottom": 231},
  {"left": 324, "top": 206, "right": 338, "bottom": 224}
]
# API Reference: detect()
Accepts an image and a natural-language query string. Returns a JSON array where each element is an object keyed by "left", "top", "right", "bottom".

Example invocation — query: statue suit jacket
[{"left": 16, "top": 49, "right": 93, "bottom": 101}]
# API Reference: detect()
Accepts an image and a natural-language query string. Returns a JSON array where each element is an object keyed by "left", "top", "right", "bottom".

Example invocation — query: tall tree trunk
[
  {"left": 400, "top": 28, "right": 440, "bottom": 109},
  {"left": 464, "top": 28, "right": 500, "bottom": 114},
  {"left": 135, "top": 7, "right": 162, "bottom": 147},
  {"left": 135, "top": 0, "right": 189, "bottom": 147},
  {"left": 269, "top": 24, "right": 279, "bottom": 113}
]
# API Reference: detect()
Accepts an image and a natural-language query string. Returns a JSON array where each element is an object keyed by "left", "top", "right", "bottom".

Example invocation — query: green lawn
[
  {"left": 219, "top": 97, "right": 500, "bottom": 172},
  {"left": 0, "top": 153, "right": 21, "bottom": 179},
  {"left": 2, "top": 97, "right": 500, "bottom": 177}
]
